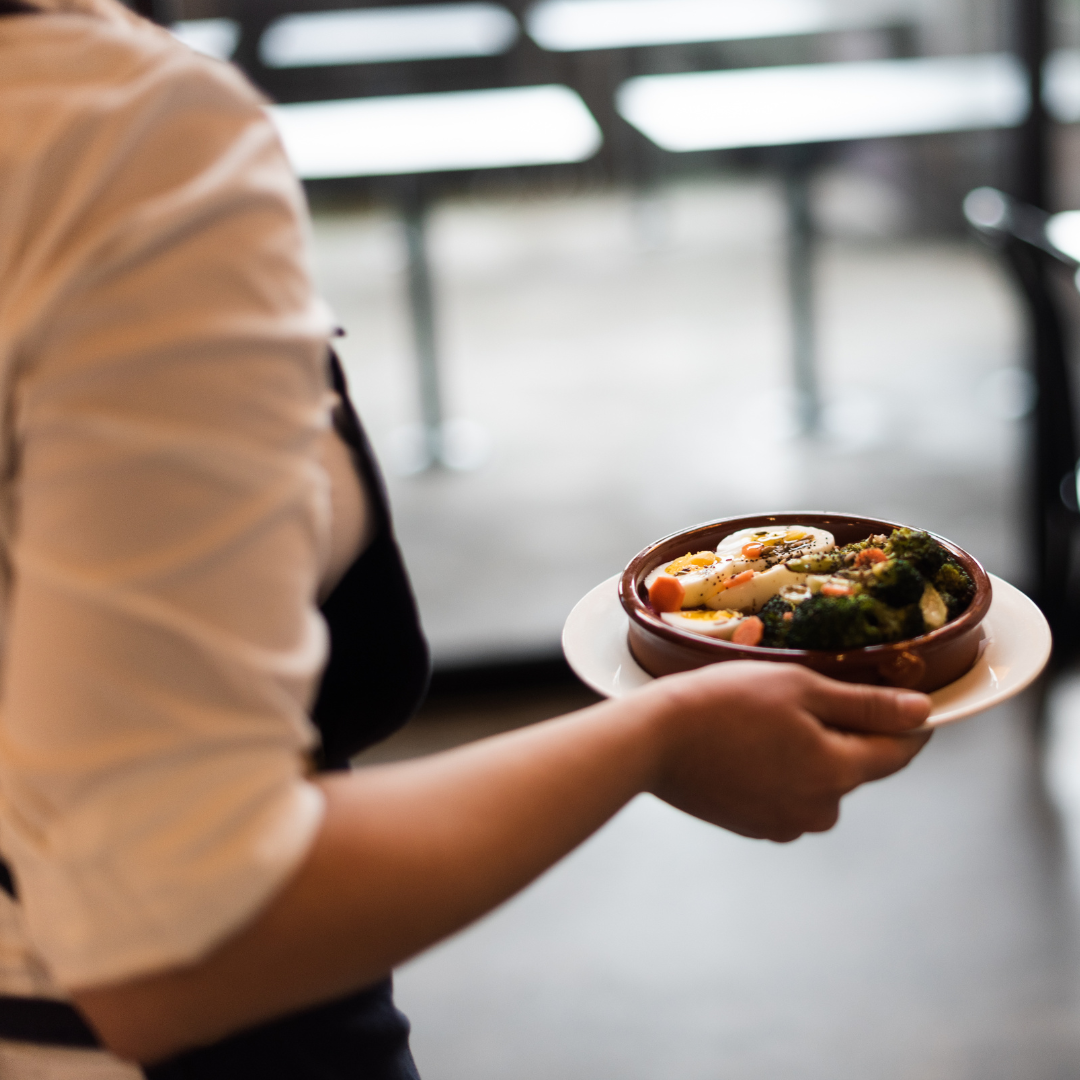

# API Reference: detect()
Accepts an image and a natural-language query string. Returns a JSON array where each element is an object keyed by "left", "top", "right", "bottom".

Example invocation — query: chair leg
[{"left": 1004, "top": 243, "right": 1079, "bottom": 648}]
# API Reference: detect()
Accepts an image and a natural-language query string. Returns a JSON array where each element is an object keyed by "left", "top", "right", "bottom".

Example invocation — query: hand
[{"left": 642, "top": 661, "right": 931, "bottom": 843}]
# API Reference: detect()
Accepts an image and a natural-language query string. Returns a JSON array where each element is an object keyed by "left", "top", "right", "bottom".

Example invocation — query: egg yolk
[{"left": 664, "top": 551, "right": 718, "bottom": 576}]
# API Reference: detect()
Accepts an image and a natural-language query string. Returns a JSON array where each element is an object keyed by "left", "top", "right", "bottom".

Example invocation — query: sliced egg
[
  {"left": 643, "top": 550, "right": 738, "bottom": 608},
  {"left": 706, "top": 564, "right": 809, "bottom": 614},
  {"left": 661, "top": 609, "right": 743, "bottom": 639},
  {"left": 715, "top": 525, "right": 835, "bottom": 565},
  {"left": 643, "top": 525, "right": 835, "bottom": 611}
]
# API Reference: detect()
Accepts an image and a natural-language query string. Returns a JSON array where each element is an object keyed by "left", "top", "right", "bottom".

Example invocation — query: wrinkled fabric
[{"left": 0, "top": 4, "right": 341, "bottom": 997}]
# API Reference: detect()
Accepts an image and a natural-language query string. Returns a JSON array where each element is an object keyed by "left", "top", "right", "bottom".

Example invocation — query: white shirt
[{"left": 0, "top": 1, "right": 367, "bottom": 1071}]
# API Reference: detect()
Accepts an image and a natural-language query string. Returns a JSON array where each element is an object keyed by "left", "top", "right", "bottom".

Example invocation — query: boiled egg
[
  {"left": 661, "top": 608, "right": 743, "bottom": 639},
  {"left": 643, "top": 525, "right": 835, "bottom": 612},
  {"left": 694, "top": 525, "right": 835, "bottom": 612},
  {"left": 705, "top": 564, "right": 809, "bottom": 614},
  {"left": 643, "top": 550, "right": 734, "bottom": 608},
  {"left": 715, "top": 525, "right": 834, "bottom": 566}
]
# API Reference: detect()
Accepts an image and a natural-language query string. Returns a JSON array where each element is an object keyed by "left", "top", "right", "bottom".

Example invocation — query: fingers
[
  {"left": 828, "top": 726, "right": 933, "bottom": 786},
  {"left": 646, "top": 661, "right": 932, "bottom": 843},
  {"left": 801, "top": 672, "right": 931, "bottom": 734}
]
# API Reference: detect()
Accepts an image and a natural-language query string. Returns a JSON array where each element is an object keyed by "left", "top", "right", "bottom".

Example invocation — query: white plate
[{"left": 562, "top": 572, "right": 1051, "bottom": 726}]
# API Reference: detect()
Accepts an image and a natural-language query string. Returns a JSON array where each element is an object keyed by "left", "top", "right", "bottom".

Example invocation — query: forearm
[
  {"left": 73, "top": 690, "right": 666, "bottom": 1063},
  {"left": 71, "top": 661, "right": 931, "bottom": 1064}
]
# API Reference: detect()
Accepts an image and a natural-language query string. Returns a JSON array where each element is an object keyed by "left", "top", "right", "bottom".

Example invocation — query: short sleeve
[{"left": 0, "top": 17, "right": 334, "bottom": 989}]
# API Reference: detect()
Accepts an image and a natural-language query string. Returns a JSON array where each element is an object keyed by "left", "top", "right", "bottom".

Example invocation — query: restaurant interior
[{"left": 151, "top": 0, "right": 1080, "bottom": 1074}]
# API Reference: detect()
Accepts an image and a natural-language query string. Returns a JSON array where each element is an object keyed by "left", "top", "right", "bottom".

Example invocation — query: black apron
[
  {"left": 141, "top": 354, "right": 431, "bottom": 1079},
  {"left": 0, "top": 68, "right": 432, "bottom": 1061}
]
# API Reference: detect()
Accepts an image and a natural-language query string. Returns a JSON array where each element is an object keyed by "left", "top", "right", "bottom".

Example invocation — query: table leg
[
  {"left": 783, "top": 154, "right": 821, "bottom": 436},
  {"left": 402, "top": 185, "right": 446, "bottom": 469}
]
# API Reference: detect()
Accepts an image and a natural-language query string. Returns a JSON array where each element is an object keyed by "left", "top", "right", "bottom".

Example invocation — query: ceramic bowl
[{"left": 619, "top": 512, "right": 992, "bottom": 692}]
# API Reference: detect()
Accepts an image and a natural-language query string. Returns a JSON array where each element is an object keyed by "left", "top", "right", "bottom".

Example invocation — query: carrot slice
[
  {"left": 648, "top": 575, "right": 685, "bottom": 613},
  {"left": 732, "top": 616, "right": 764, "bottom": 646},
  {"left": 741, "top": 542, "right": 765, "bottom": 558},
  {"left": 821, "top": 581, "right": 853, "bottom": 597},
  {"left": 725, "top": 569, "right": 755, "bottom": 588},
  {"left": 854, "top": 548, "right": 888, "bottom": 567}
]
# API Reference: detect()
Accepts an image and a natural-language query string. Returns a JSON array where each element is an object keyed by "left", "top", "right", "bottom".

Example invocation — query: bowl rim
[{"left": 618, "top": 511, "right": 993, "bottom": 661}]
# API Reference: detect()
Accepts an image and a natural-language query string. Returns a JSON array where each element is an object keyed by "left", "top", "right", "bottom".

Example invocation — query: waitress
[{"left": 0, "top": 2, "right": 932, "bottom": 1076}]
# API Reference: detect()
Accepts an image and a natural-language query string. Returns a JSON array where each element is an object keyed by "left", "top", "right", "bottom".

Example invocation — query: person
[{"left": 0, "top": 0, "right": 933, "bottom": 1075}]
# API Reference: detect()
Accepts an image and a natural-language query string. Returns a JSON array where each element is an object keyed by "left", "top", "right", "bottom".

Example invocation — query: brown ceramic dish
[{"left": 619, "top": 512, "right": 992, "bottom": 692}]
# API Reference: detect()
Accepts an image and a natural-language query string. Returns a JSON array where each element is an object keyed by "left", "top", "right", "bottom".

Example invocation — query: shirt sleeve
[{"left": 0, "top": 19, "right": 334, "bottom": 989}]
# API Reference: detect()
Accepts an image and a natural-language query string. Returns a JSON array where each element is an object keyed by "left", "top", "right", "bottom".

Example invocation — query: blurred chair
[{"left": 963, "top": 187, "right": 1080, "bottom": 650}]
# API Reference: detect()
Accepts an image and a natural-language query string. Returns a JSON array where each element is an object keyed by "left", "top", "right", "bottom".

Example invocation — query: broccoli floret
[
  {"left": 787, "top": 552, "right": 844, "bottom": 574},
  {"left": 865, "top": 557, "right": 925, "bottom": 608},
  {"left": 885, "top": 528, "right": 948, "bottom": 577},
  {"left": 891, "top": 601, "right": 928, "bottom": 640},
  {"left": 840, "top": 534, "right": 889, "bottom": 557},
  {"left": 932, "top": 559, "right": 974, "bottom": 619},
  {"left": 787, "top": 535, "right": 889, "bottom": 574},
  {"left": 758, "top": 595, "right": 796, "bottom": 647},
  {"left": 785, "top": 594, "right": 923, "bottom": 651}
]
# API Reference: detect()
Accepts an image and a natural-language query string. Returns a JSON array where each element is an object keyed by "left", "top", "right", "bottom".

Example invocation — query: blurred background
[{"left": 158, "top": 0, "right": 1080, "bottom": 1075}]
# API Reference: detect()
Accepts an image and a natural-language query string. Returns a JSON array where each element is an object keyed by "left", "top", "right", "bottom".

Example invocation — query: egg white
[
  {"left": 643, "top": 551, "right": 743, "bottom": 608},
  {"left": 661, "top": 609, "right": 743, "bottom": 638},
  {"left": 715, "top": 525, "right": 834, "bottom": 564},
  {"left": 705, "top": 564, "right": 808, "bottom": 613}
]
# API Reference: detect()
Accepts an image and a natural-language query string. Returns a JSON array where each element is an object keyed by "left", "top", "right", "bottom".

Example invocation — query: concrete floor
[{"left": 318, "top": 172, "right": 1080, "bottom": 1077}]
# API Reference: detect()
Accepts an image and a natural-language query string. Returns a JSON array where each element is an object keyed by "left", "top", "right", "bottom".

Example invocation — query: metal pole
[
  {"left": 401, "top": 183, "right": 445, "bottom": 469},
  {"left": 783, "top": 152, "right": 821, "bottom": 436},
  {"left": 1014, "top": 0, "right": 1050, "bottom": 208}
]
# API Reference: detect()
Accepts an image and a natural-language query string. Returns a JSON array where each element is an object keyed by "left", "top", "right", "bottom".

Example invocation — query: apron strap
[{"left": 0, "top": 995, "right": 100, "bottom": 1048}]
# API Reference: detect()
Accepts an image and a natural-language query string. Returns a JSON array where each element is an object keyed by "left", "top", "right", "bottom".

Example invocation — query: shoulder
[
  {"left": 0, "top": 6, "right": 262, "bottom": 109},
  {"left": 0, "top": 9, "right": 272, "bottom": 183},
  {"left": 0, "top": 7, "right": 306, "bottom": 305}
]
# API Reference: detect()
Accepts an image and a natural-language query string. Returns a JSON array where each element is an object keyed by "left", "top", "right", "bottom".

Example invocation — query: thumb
[{"left": 803, "top": 674, "right": 931, "bottom": 734}]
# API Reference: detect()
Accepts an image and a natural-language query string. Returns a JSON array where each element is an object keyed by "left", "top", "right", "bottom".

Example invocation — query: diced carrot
[
  {"left": 727, "top": 569, "right": 755, "bottom": 588},
  {"left": 648, "top": 575, "right": 685, "bottom": 613},
  {"left": 854, "top": 547, "right": 888, "bottom": 567},
  {"left": 732, "top": 616, "right": 764, "bottom": 646},
  {"left": 821, "top": 581, "right": 853, "bottom": 597},
  {"left": 741, "top": 542, "right": 765, "bottom": 558},
  {"left": 782, "top": 611, "right": 794, "bottom": 622}
]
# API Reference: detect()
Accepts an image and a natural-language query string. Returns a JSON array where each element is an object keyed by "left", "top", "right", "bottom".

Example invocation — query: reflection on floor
[{"left": 319, "top": 173, "right": 1080, "bottom": 1077}]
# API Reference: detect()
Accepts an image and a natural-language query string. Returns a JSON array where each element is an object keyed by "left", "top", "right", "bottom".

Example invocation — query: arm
[{"left": 72, "top": 662, "right": 930, "bottom": 1063}]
